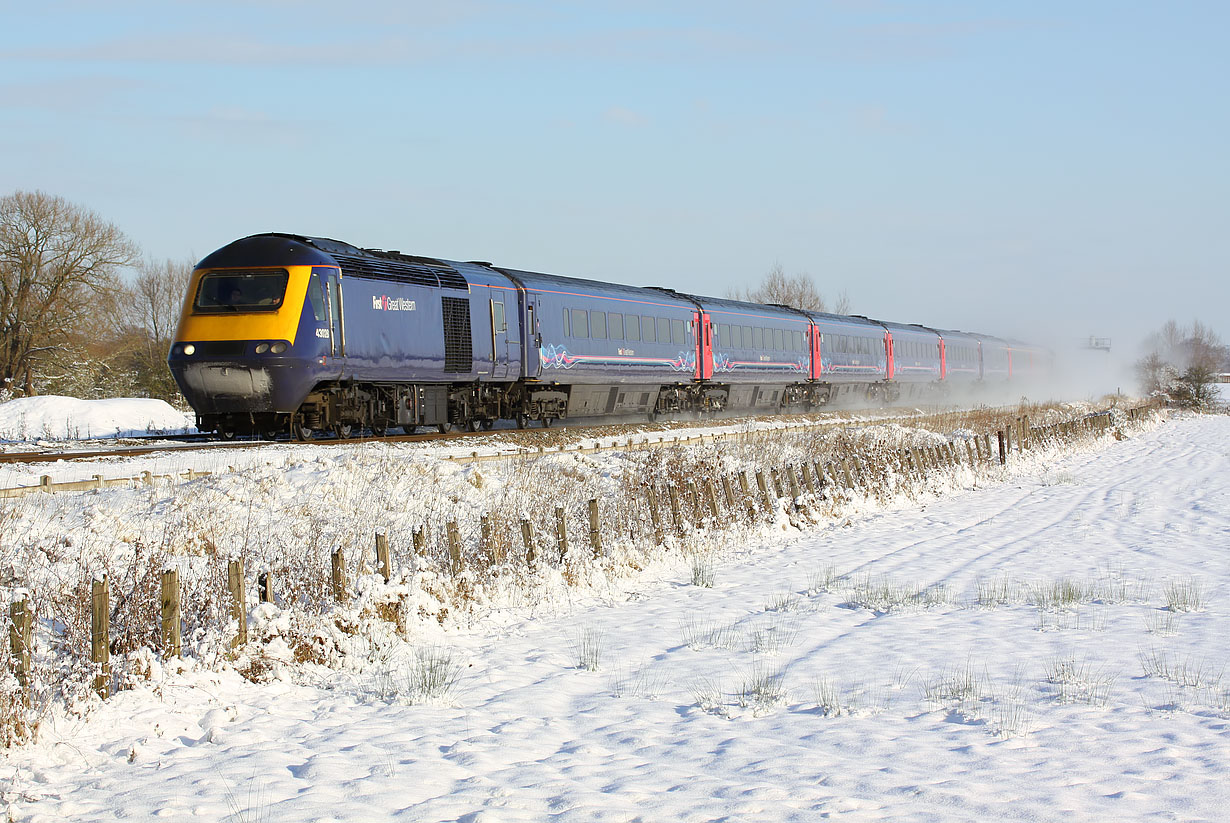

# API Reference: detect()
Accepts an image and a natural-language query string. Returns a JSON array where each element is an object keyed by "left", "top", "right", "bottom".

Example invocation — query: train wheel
[
  {"left": 516, "top": 414, "right": 529, "bottom": 429},
  {"left": 542, "top": 417, "right": 554, "bottom": 428},
  {"left": 219, "top": 429, "right": 237, "bottom": 441},
  {"left": 480, "top": 419, "right": 495, "bottom": 431},
  {"left": 371, "top": 425, "right": 388, "bottom": 437},
  {"left": 262, "top": 429, "right": 281, "bottom": 441},
  {"left": 293, "top": 424, "right": 314, "bottom": 442},
  {"left": 333, "top": 423, "right": 353, "bottom": 439}
]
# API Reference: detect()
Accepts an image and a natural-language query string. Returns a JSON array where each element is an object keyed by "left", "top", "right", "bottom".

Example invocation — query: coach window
[
  {"left": 591, "top": 310, "right": 607, "bottom": 339},
  {"left": 642, "top": 316, "right": 656, "bottom": 342},
  {"left": 753, "top": 327, "right": 763, "bottom": 349},
  {"left": 626, "top": 314, "right": 640, "bottom": 341},
  {"left": 671, "top": 319, "right": 685, "bottom": 344},
  {"left": 657, "top": 317, "right": 671, "bottom": 344},
  {"left": 571, "top": 308, "right": 588, "bottom": 338},
  {"left": 772, "top": 329, "right": 783, "bottom": 351},
  {"left": 609, "top": 312, "right": 623, "bottom": 340},
  {"left": 717, "top": 324, "right": 729, "bottom": 347},
  {"left": 563, "top": 308, "right": 570, "bottom": 336},
  {"left": 793, "top": 331, "right": 803, "bottom": 351}
]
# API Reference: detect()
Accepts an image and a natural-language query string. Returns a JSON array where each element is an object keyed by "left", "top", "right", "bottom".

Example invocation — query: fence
[{"left": 5, "top": 403, "right": 1157, "bottom": 705}]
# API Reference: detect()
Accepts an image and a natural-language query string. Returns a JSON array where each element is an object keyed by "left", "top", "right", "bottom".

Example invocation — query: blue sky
[{"left": 2, "top": 0, "right": 1227, "bottom": 360}]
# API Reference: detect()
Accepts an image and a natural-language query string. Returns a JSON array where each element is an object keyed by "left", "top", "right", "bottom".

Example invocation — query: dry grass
[{"left": 0, "top": 399, "right": 1158, "bottom": 745}]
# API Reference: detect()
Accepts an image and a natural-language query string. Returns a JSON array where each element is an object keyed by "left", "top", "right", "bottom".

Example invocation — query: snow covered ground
[
  {"left": 0, "top": 396, "right": 193, "bottom": 441},
  {"left": 4, "top": 411, "right": 1229, "bottom": 821}
]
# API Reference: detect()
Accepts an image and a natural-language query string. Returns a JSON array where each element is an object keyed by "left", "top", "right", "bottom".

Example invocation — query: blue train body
[{"left": 168, "top": 233, "right": 1047, "bottom": 438}]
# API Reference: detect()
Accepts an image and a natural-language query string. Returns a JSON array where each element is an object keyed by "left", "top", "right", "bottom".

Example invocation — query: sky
[{"left": 2, "top": 0, "right": 1227, "bottom": 364}]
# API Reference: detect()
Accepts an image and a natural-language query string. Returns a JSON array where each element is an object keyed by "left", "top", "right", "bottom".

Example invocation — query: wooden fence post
[
  {"left": 412, "top": 527, "right": 426, "bottom": 557},
  {"left": 227, "top": 559, "right": 247, "bottom": 648},
  {"left": 770, "top": 469, "right": 785, "bottom": 500},
  {"left": 330, "top": 548, "right": 347, "bottom": 601},
  {"left": 786, "top": 465, "right": 802, "bottom": 504},
  {"left": 997, "top": 430, "right": 1007, "bottom": 465},
  {"left": 668, "top": 485, "right": 683, "bottom": 534},
  {"left": 9, "top": 598, "right": 31, "bottom": 694},
  {"left": 160, "top": 568, "right": 181, "bottom": 659},
  {"left": 91, "top": 576, "right": 110, "bottom": 698},
  {"left": 801, "top": 463, "right": 816, "bottom": 495},
  {"left": 447, "top": 522, "right": 462, "bottom": 574},
  {"left": 258, "top": 572, "right": 274, "bottom": 603},
  {"left": 646, "top": 486, "right": 664, "bottom": 544},
  {"left": 478, "top": 516, "right": 492, "bottom": 564},
  {"left": 851, "top": 456, "right": 867, "bottom": 488},
  {"left": 588, "top": 499, "right": 602, "bottom": 557},
  {"left": 521, "top": 519, "right": 536, "bottom": 566},
  {"left": 841, "top": 459, "right": 855, "bottom": 489},
  {"left": 704, "top": 480, "right": 720, "bottom": 523},
  {"left": 722, "top": 474, "right": 736, "bottom": 509},
  {"left": 756, "top": 470, "right": 772, "bottom": 512},
  {"left": 555, "top": 506, "right": 569, "bottom": 559},
  {"left": 375, "top": 532, "right": 392, "bottom": 582},
  {"left": 739, "top": 472, "right": 756, "bottom": 520}
]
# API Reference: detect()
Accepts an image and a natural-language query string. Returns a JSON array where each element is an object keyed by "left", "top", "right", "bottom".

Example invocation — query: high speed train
[{"left": 168, "top": 233, "right": 1047, "bottom": 439}]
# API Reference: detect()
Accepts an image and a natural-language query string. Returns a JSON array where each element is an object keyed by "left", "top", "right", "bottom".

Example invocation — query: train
[{"left": 167, "top": 233, "right": 1049, "bottom": 439}]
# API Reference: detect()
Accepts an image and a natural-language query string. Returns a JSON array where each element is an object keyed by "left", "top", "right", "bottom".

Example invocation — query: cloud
[
  {"left": 0, "top": 75, "right": 142, "bottom": 112},
  {"left": 603, "top": 106, "right": 649, "bottom": 128}
]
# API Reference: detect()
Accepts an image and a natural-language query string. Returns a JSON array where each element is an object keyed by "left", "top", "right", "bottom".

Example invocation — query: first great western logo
[{"left": 373, "top": 295, "right": 416, "bottom": 312}]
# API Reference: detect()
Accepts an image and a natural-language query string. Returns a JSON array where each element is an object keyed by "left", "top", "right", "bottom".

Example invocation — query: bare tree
[
  {"left": 727, "top": 263, "right": 851, "bottom": 314},
  {"left": 1136, "top": 318, "right": 1229, "bottom": 407},
  {"left": 123, "top": 257, "right": 192, "bottom": 349},
  {"left": 113, "top": 257, "right": 194, "bottom": 400},
  {"left": 0, "top": 191, "right": 138, "bottom": 395}
]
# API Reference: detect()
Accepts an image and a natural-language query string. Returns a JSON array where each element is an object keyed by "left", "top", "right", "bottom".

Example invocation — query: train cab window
[
  {"left": 657, "top": 317, "right": 671, "bottom": 344},
  {"left": 591, "top": 310, "right": 607, "bottom": 339},
  {"left": 642, "top": 316, "right": 657, "bottom": 342},
  {"left": 306, "top": 271, "right": 327, "bottom": 322},
  {"left": 194, "top": 269, "right": 289, "bottom": 313},
  {"left": 571, "top": 308, "right": 589, "bottom": 338},
  {"left": 492, "top": 301, "right": 506, "bottom": 334},
  {"left": 671, "top": 319, "right": 685, "bottom": 345},
  {"left": 625, "top": 314, "right": 640, "bottom": 341},
  {"left": 753, "top": 327, "right": 764, "bottom": 349},
  {"left": 609, "top": 312, "right": 623, "bottom": 340}
]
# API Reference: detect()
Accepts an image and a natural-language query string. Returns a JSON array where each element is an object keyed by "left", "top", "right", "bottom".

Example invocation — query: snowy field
[
  {"left": 0, "top": 396, "right": 193, "bottom": 442},
  {"left": 4, "top": 410, "right": 1230, "bottom": 821}
]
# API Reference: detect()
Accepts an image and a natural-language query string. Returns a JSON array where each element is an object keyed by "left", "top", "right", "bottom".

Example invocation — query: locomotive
[{"left": 168, "top": 233, "right": 1047, "bottom": 439}]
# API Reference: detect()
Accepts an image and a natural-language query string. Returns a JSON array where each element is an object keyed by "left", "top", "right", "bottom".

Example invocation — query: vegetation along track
[{"left": 0, "top": 400, "right": 1117, "bottom": 467}]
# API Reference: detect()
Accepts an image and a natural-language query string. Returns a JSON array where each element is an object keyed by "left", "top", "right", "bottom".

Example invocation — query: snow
[
  {"left": 5, "top": 408, "right": 1230, "bottom": 821},
  {"left": 0, "top": 396, "right": 193, "bottom": 441}
]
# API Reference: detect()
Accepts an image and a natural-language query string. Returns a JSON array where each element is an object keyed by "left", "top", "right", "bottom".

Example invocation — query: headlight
[
  {"left": 182, "top": 344, "right": 195, "bottom": 356},
  {"left": 271, "top": 342, "right": 287, "bottom": 354},
  {"left": 255, "top": 343, "right": 269, "bottom": 354}
]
